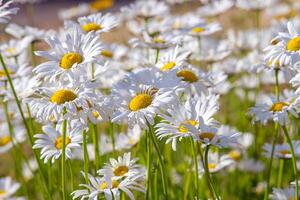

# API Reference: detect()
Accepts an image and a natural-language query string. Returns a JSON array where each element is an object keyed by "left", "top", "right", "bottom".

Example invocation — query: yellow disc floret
[
  {"left": 199, "top": 132, "right": 215, "bottom": 141},
  {"left": 50, "top": 89, "right": 77, "bottom": 105},
  {"left": 191, "top": 27, "right": 205, "bottom": 33},
  {"left": 101, "top": 50, "right": 113, "bottom": 58},
  {"left": 129, "top": 94, "right": 152, "bottom": 111},
  {"left": 60, "top": 52, "right": 83, "bottom": 69},
  {"left": 55, "top": 136, "right": 71, "bottom": 149},
  {"left": 114, "top": 166, "right": 129, "bottom": 176},
  {"left": 161, "top": 62, "right": 176, "bottom": 71},
  {"left": 269, "top": 102, "right": 289, "bottom": 112},
  {"left": 178, "top": 120, "right": 198, "bottom": 134},
  {"left": 0, "top": 136, "right": 11, "bottom": 146},
  {"left": 82, "top": 23, "right": 102, "bottom": 32},
  {"left": 286, "top": 37, "right": 300, "bottom": 52},
  {"left": 176, "top": 70, "right": 198, "bottom": 83}
]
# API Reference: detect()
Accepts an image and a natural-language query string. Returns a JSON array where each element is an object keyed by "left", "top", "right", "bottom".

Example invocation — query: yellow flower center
[
  {"left": 228, "top": 150, "right": 241, "bottom": 161},
  {"left": 278, "top": 149, "right": 290, "bottom": 155},
  {"left": 275, "top": 10, "right": 297, "bottom": 20},
  {"left": 153, "top": 38, "right": 166, "bottom": 44},
  {"left": 269, "top": 102, "right": 289, "bottom": 112},
  {"left": 50, "top": 89, "right": 77, "bottom": 105},
  {"left": 114, "top": 166, "right": 129, "bottom": 176},
  {"left": 176, "top": 70, "right": 198, "bottom": 83},
  {"left": 60, "top": 52, "right": 83, "bottom": 69},
  {"left": 55, "top": 136, "right": 71, "bottom": 149},
  {"left": 0, "top": 190, "right": 6, "bottom": 196},
  {"left": 93, "top": 111, "right": 100, "bottom": 119},
  {"left": 101, "top": 50, "right": 113, "bottom": 58},
  {"left": 161, "top": 62, "right": 176, "bottom": 71},
  {"left": 128, "top": 94, "right": 152, "bottom": 111},
  {"left": 178, "top": 120, "right": 198, "bottom": 134},
  {"left": 208, "top": 163, "right": 217, "bottom": 170},
  {"left": 90, "top": 0, "right": 113, "bottom": 11},
  {"left": 199, "top": 132, "right": 215, "bottom": 141},
  {"left": 100, "top": 180, "right": 119, "bottom": 190},
  {"left": 0, "top": 136, "right": 11, "bottom": 146},
  {"left": 6, "top": 47, "right": 15, "bottom": 54},
  {"left": 82, "top": 23, "right": 102, "bottom": 32},
  {"left": 286, "top": 37, "right": 300, "bottom": 52},
  {"left": 191, "top": 27, "right": 205, "bottom": 33},
  {"left": 0, "top": 69, "right": 14, "bottom": 78}
]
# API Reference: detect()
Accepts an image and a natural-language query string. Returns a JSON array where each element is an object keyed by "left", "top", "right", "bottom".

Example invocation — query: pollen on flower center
[
  {"left": 161, "top": 61, "right": 176, "bottom": 71},
  {"left": 129, "top": 94, "right": 153, "bottom": 111},
  {"left": 0, "top": 136, "right": 11, "bottom": 146},
  {"left": 269, "top": 102, "right": 289, "bottom": 112},
  {"left": 82, "top": 23, "right": 102, "bottom": 32},
  {"left": 178, "top": 120, "right": 198, "bottom": 134},
  {"left": 191, "top": 27, "right": 205, "bottom": 33},
  {"left": 50, "top": 89, "right": 77, "bottom": 105},
  {"left": 114, "top": 166, "right": 129, "bottom": 176},
  {"left": 55, "top": 136, "right": 71, "bottom": 149},
  {"left": 101, "top": 50, "right": 113, "bottom": 58},
  {"left": 176, "top": 70, "right": 198, "bottom": 83},
  {"left": 90, "top": 0, "right": 113, "bottom": 11},
  {"left": 228, "top": 150, "right": 241, "bottom": 161},
  {"left": 153, "top": 38, "right": 166, "bottom": 44},
  {"left": 100, "top": 180, "right": 119, "bottom": 190},
  {"left": 278, "top": 149, "right": 290, "bottom": 155},
  {"left": 199, "top": 132, "right": 215, "bottom": 141},
  {"left": 208, "top": 163, "right": 217, "bottom": 170},
  {"left": 286, "top": 37, "right": 300, "bottom": 52},
  {"left": 60, "top": 52, "right": 83, "bottom": 69},
  {"left": 0, "top": 190, "right": 6, "bottom": 196}
]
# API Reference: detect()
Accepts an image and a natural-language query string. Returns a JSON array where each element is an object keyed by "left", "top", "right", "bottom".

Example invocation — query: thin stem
[
  {"left": 147, "top": 120, "right": 168, "bottom": 200},
  {"left": 146, "top": 130, "right": 151, "bottom": 200},
  {"left": 0, "top": 53, "right": 52, "bottom": 199},
  {"left": 61, "top": 117, "right": 67, "bottom": 200},
  {"left": 264, "top": 123, "right": 279, "bottom": 200},
  {"left": 276, "top": 159, "right": 284, "bottom": 188},
  {"left": 30, "top": 42, "right": 36, "bottom": 67},
  {"left": 109, "top": 122, "right": 116, "bottom": 155},
  {"left": 155, "top": 49, "right": 160, "bottom": 64},
  {"left": 190, "top": 138, "right": 199, "bottom": 199},
  {"left": 92, "top": 124, "right": 100, "bottom": 169},
  {"left": 83, "top": 130, "right": 89, "bottom": 185},
  {"left": 204, "top": 146, "right": 220, "bottom": 200},
  {"left": 282, "top": 126, "right": 299, "bottom": 200},
  {"left": 275, "top": 69, "right": 280, "bottom": 101}
]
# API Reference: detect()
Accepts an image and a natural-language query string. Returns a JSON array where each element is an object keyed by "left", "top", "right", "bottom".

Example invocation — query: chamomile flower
[
  {"left": 115, "top": 125, "right": 142, "bottom": 150},
  {"left": 249, "top": 92, "right": 300, "bottom": 125},
  {"left": 0, "top": 38, "right": 32, "bottom": 58},
  {"left": 264, "top": 22, "right": 300, "bottom": 66},
  {"left": 0, "top": 177, "right": 21, "bottom": 199},
  {"left": 112, "top": 85, "right": 175, "bottom": 128},
  {"left": 98, "top": 152, "right": 142, "bottom": 180},
  {"left": 196, "top": 0, "right": 234, "bottom": 17},
  {"left": 77, "top": 13, "right": 118, "bottom": 34},
  {"left": 34, "top": 27, "right": 102, "bottom": 82},
  {"left": 156, "top": 94, "right": 219, "bottom": 150},
  {"left": 27, "top": 82, "right": 98, "bottom": 122},
  {"left": 186, "top": 22, "right": 222, "bottom": 38},
  {"left": 263, "top": 141, "right": 300, "bottom": 159},
  {"left": 0, "top": 123, "right": 26, "bottom": 154},
  {"left": 72, "top": 173, "right": 145, "bottom": 200},
  {"left": 33, "top": 124, "right": 83, "bottom": 163},
  {"left": 0, "top": 0, "right": 19, "bottom": 24},
  {"left": 271, "top": 187, "right": 298, "bottom": 200}
]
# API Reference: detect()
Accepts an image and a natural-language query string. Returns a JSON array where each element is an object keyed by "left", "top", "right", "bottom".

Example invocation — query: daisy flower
[
  {"left": 26, "top": 82, "right": 98, "bottom": 122},
  {"left": 156, "top": 94, "right": 219, "bottom": 150},
  {"left": 196, "top": 0, "right": 234, "bottom": 17},
  {"left": 185, "top": 22, "right": 222, "bottom": 38},
  {"left": 263, "top": 141, "right": 300, "bottom": 159},
  {"left": 33, "top": 124, "right": 83, "bottom": 163},
  {"left": 98, "top": 152, "right": 143, "bottom": 180},
  {"left": 249, "top": 92, "right": 300, "bottom": 125},
  {"left": 0, "top": 38, "right": 32, "bottom": 58},
  {"left": 264, "top": 22, "right": 300, "bottom": 66},
  {"left": 0, "top": 177, "right": 21, "bottom": 199},
  {"left": 112, "top": 85, "right": 175, "bottom": 128},
  {"left": 114, "top": 125, "right": 142, "bottom": 151},
  {"left": 0, "top": 0, "right": 19, "bottom": 24},
  {"left": 236, "top": 0, "right": 278, "bottom": 11},
  {"left": 271, "top": 187, "right": 298, "bottom": 200},
  {"left": 77, "top": 13, "right": 118, "bottom": 34},
  {"left": 72, "top": 173, "right": 145, "bottom": 200},
  {"left": 34, "top": 27, "right": 102, "bottom": 82}
]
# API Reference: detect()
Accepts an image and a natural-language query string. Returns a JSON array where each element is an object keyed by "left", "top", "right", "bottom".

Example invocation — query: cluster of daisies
[{"left": 1, "top": 0, "right": 300, "bottom": 199}]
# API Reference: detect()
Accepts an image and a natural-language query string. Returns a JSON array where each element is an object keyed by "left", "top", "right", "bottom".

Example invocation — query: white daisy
[
  {"left": 33, "top": 124, "right": 83, "bottom": 163},
  {"left": 271, "top": 187, "right": 298, "bottom": 200},
  {"left": 263, "top": 141, "right": 300, "bottom": 159},
  {"left": 0, "top": 177, "right": 21, "bottom": 199},
  {"left": 0, "top": 0, "right": 19, "bottom": 24}
]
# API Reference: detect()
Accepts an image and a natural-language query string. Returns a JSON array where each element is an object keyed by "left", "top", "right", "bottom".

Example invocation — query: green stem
[
  {"left": 61, "top": 117, "right": 67, "bottom": 200},
  {"left": 190, "top": 138, "right": 199, "bottom": 199},
  {"left": 30, "top": 42, "right": 36, "bottom": 67},
  {"left": 147, "top": 121, "right": 168, "bottom": 200},
  {"left": 146, "top": 130, "right": 151, "bottom": 200},
  {"left": 155, "top": 49, "right": 160, "bottom": 64},
  {"left": 0, "top": 53, "right": 52, "bottom": 199},
  {"left": 264, "top": 123, "right": 279, "bottom": 200},
  {"left": 204, "top": 146, "right": 220, "bottom": 200},
  {"left": 282, "top": 126, "right": 299, "bottom": 200},
  {"left": 83, "top": 130, "right": 89, "bottom": 185},
  {"left": 92, "top": 124, "right": 100, "bottom": 169},
  {"left": 109, "top": 122, "right": 116, "bottom": 155},
  {"left": 275, "top": 69, "right": 280, "bottom": 101},
  {"left": 276, "top": 159, "right": 284, "bottom": 188}
]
